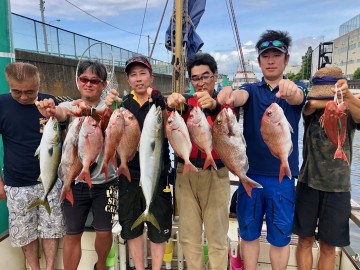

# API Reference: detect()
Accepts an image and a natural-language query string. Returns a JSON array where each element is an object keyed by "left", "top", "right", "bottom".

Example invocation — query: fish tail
[
  {"left": 78, "top": 169, "right": 92, "bottom": 188},
  {"left": 241, "top": 176, "right": 263, "bottom": 198},
  {"left": 117, "top": 165, "right": 132, "bottom": 182},
  {"left": 61, "top": 188, "right": 74, "bottom": 206},
  {"left": 182, "top": 161, "right": 198, "bottom": 176},
  {"left": 279, "top": 162, "right": 292, "bottom": 183},
  {"left": 130, "top": 212, "right": 161, "bottom": 232},
  {"left": 28, "top": 199, "right": 51, "bottom": 215},
  {"left": 203, "top": 154, "right": 217, "bottom": 170},
  {"left": 101, "top": 162, "right": 109, "bottom": 182},
  {"left": 334, "top": 147, "right": 349, "bottom": 165}
]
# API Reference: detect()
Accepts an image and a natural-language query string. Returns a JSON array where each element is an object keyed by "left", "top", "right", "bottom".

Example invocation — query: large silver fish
[
  {"left": 212, "top": 108, "right": 262, "bottom": 198},
  {"left": 58, "top": 117, "right": 84, "bottom": 206},
  {"left": 29, "top": 117, "right": 62, "bottom": 214},
  {"left": 131, "top": 105, "right": 163, "bottom": 231}
]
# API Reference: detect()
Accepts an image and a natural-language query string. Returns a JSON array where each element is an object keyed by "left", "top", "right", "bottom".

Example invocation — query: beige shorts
[{"left": 5, "top": 179, "right": 65, "bottom": 247}]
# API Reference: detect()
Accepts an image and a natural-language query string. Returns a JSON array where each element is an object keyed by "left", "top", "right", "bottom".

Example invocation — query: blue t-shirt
[
  {"left": 0, "top": 93, "right": 58, "bottom": 187},
  {"left": 240, "top": 78, "right": 307, "bottom": 178}
]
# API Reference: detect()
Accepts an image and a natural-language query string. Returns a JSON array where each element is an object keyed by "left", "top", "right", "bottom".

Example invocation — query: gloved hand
[{"left": 151, "top": 89, "right": 166, "bottom": 110}]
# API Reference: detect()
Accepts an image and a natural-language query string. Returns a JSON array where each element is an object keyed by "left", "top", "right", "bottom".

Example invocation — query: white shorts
[{"left": 4, "top": 179, "right": 65, "bottom": 247}]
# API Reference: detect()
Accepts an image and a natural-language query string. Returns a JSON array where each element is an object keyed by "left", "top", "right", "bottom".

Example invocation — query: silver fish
[
  {"left": 29, "top": 117, "right": 62, "bottom": 214},
  {"left": 131, "top": 105, "right": 163, "bottom": 231}
]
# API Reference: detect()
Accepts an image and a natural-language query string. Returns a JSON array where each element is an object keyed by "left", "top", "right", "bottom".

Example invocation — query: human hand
[
  {"left": 217, "top": 86, "right": 234, "bottom": 106},
  {"left": 276, "top": 79, "right": 299, "bottom": 99},
  {"left": 167, "top": 93, "right": 186, "bottom": 109},
  {"left": 35, "top": 98, "right": 57, "bottom": 118},
  {"left": 333, "top": 79, "right": 352, "bottom": 102},
  {"left": 0, "top": 181, "right": 6, "bottom": 201},
  {"left": 193, "top": 91, "right": 216, "bottom": 109},
  {"left": 105, "top": 89, "right": 122, "bottom": 109}
]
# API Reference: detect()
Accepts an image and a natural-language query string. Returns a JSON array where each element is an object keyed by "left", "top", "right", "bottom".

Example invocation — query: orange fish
[
  {"left": 320, "top": 100, "right": 349, "bottom": 164},
  {"left": 212, "top": 108, "right": 262, "bottom": 197},
  {"left": 116, "top": 108, "right": 141, "bottom": 182},
  {"left": 186, "top": 106, "right": 217, "bottom": 170},
  {"left": 335, "top": 101, "right": 349, "bottom": 163},
  {"left": 260, "top": 103, "right": 293, "bottom": 183}
]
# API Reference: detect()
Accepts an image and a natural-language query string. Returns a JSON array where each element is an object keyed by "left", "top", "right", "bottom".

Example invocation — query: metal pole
[{"left": 39, "top": 0, "right": 48, "bottom": 53}]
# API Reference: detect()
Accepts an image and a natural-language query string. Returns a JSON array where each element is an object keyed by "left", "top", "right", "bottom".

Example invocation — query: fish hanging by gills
[
  {"left": 131, "top": 105, "right": 163, "bottom": 232},
  {"left": 58, "top": 117, "right": 84, "bottom": 206},
  {"left": 212, "top": 108, "right": 262, "bottom": 197},
  {"left": 260, "top": 103, "right": 293, "bottom": 183},
  {"left": 29, "top": 117, "right": 62, "bottom": 214},
  {"left": 186, "top": 106, "right": 217, "bottom": 170}
]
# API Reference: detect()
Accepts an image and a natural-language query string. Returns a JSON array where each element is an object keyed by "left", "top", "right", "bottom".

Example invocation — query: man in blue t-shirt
[
  {"left": 0, "top": 62, "right": 65, "bottom": 270},
  {"left": 218, "top": 30, "right": 307, "bottom": 269}
]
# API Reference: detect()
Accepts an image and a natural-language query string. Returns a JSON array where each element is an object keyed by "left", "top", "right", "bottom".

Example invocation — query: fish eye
[{"left": 267, "top": 111, "right": 272, "bottom": 117}]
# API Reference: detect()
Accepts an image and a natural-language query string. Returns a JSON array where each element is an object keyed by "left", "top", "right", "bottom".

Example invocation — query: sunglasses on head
[
  {"left": 259, "top": 40, "right": 287, "bottom": 51},
  {"left": 78, "top": 77, "right": 103, "bottom": 85}
]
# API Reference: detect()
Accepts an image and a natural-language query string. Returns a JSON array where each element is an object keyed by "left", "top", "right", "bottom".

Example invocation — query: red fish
[
  {"left": 260, "top": 103, "right": 293, "bottom": 183},
  {"left": 335, "top": 101, "right": 349, "bottom": 163}
]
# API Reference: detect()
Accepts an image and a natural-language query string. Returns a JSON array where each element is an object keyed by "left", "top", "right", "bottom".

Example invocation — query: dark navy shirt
[
  {"left": 240, "top": 78, "right": 307, "bottom": 178},
  {"left": 0, "top": 93, "right": 58, "bottom": 187}
]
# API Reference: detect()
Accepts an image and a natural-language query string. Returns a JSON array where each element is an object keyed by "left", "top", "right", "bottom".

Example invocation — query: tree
[{"left": 353, "top": 67, "right": 360, "bottom": 80}]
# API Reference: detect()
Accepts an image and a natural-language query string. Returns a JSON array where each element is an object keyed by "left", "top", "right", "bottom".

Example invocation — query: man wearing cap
[
  {"left": 105, "top": 56, "right": 173, "bottom": 270},
  {"left": 294, "top": 68, "right": 360, "bottom": 270},
  {"left": 217, "top": 30, "right": 308, "bottom": 269}
]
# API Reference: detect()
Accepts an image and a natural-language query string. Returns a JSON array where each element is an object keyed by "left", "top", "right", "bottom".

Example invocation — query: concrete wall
[{"left": 15, "top": 49, "right": 173, "bottom": 99}]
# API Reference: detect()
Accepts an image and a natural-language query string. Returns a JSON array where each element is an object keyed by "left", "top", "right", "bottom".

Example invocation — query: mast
[{"left": 172, "top": 0, "right": 186, "bottom": 94}]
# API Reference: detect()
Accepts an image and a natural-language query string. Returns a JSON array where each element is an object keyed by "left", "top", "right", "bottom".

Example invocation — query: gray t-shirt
[{"left": 59, "top": 100, "right": 117, "bottom": 184}]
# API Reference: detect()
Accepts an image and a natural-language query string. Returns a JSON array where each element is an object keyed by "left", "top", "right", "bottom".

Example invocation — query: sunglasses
[
  {"left": 78, "top": 77, "right": 103, "bottom": 85},
  {"left": 258, "top": 40, "right": 287, "bottom": 51}
]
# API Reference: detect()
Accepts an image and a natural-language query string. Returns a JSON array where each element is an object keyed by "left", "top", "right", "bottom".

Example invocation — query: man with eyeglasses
[
  {"left": 0, "top": 62, "right": 65, "bottom": 270},
  {"left": 218, "top": 30, "right": 308, "bottom": 270},
  {"left": 36, "top": 60, "right": 118, "bottom": 270},
  {"left": 166, "top": 53, "right": 231, "bottom": 270}
]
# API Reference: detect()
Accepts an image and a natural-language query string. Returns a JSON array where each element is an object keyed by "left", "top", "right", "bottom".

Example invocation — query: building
[{"left": 312, "top": 14, "right": 360, "bottom": 79}]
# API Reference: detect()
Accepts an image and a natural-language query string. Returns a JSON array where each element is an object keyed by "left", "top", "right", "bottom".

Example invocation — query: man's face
[
  {"left": 127, "top": 64, "right": 154, "bottom": 95},
  {"left": 77, "top": 69, "right": 106, "bottom": 102},
  {"left": 258, "top": 49, "right": 289, "bottom": 81},
  {"left": 8, "top": 77, "right": 39, "bottom": 105},
  {"left": 190, "top": 65, "right": 217, "bottom": 94}
]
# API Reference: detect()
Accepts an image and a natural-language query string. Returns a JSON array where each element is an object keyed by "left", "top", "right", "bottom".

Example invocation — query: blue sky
[{"left": 9, "top": 0, "right": 360, "bottom": 79}]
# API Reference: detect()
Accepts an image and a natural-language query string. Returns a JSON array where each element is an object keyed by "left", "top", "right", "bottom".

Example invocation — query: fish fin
[
  {"left": 203, "top": 154, "right": 217, "bottom": 170},
  {"left": 77, "top": 169, "right": 92, "bottom": 188},
  {"left": 182, "top": 161, "right": 198, "bottom": 176},
  {"left": 61, "top": 188, "right": 74, "bottom": 206},
  {"left": 48, "top": 147, "right": 54, "bottom": 156},
  {"left": 28, "top": 199, "right": 51, "bottom": 215},
  {"left": 117, "top": 165, "right": 131, "bottom": 182},
  {"left": 334, "top": 147, "right": 349, "bottom": 165},
  {"left": 34, "top": 146, "right": 40, "bottom": 157},
  {"left": 101, "top": 162, "right": 109, "bottom": 182},
  {"left": 279, "top": 162, "right": 292, "bottom": 183},
  {"left": 241, "top": 176, "right": 263, "bottom": 198},
  {"left": 288, "top": 121, "right": 294, "bottom": 133}
]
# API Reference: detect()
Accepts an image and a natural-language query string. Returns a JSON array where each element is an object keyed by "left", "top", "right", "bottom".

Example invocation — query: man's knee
[{"left": 297, "top": 236, "right": 315, "bottom": 249}]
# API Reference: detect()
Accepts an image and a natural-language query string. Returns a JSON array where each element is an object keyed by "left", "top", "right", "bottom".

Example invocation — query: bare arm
[
  {"left": 217, "top": 86, "right": 249, "bottom": 107},
  {"left": 335, "top": 80, "right": 360, "bottom": 123},
  {"left": 302, "top": 99, "right": 328, "bottom": 116},
  {"left": 276, "top": 79, "right": 305, "bottom": 105},
  {"left": 0, "top": 172, "right": 6, "bottom": 201}
]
